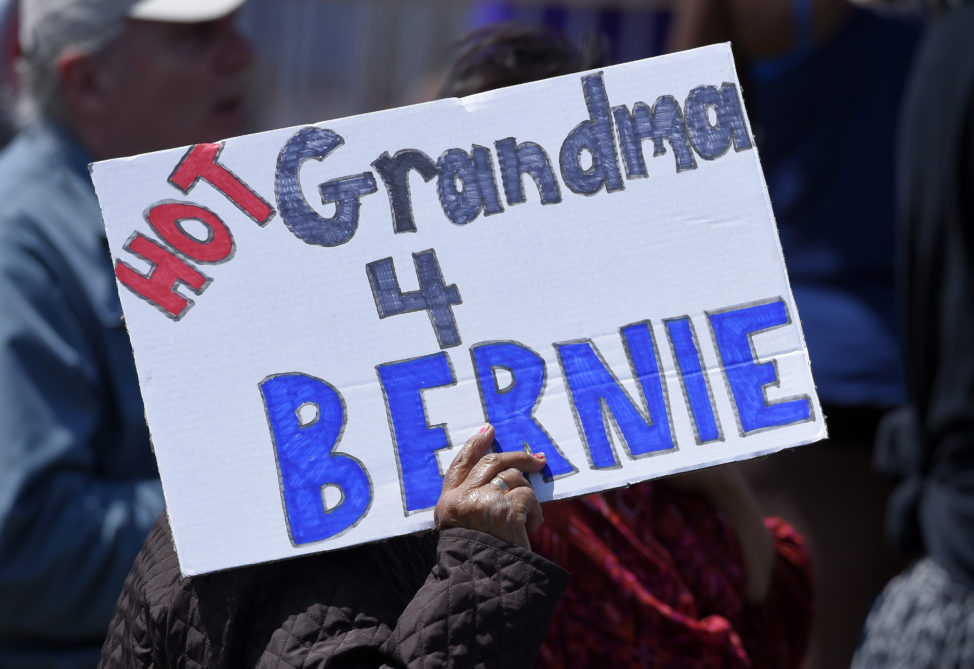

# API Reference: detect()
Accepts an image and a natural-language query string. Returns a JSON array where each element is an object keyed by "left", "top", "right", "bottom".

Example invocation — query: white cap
[
  {"left": 20, "top": 0, "right": 246, "bottom": 56},
  {"left": 128, "top": 0, "right": 245, "bottom": 22}
]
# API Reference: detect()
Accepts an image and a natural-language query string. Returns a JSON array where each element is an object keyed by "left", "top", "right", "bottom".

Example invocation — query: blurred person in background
[
  {"left": 0, "top": 0, "right": 17, "bottom": 145},
  {"left": 466, "top": 0, "right": 671, "bottom": 66},
  {"left": 0, "top": 0, "right": 253, "bottom": 665},
  {"left": 439, "top": 23, "right": 814, "bottom": 669},
  {"left": 850, "top": 0, "right": 974, "bottom": 665},
  {"left": 670, "top": 2, "right": 921, "bottom": 666}
]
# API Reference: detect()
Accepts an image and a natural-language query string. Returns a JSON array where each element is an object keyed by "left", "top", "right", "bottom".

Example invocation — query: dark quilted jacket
[{"left": 98, "top": 514, "right": 568, "bottom": 668}]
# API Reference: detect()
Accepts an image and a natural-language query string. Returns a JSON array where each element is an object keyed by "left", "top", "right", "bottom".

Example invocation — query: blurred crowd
[{"left": 0, "top": 0, "right": 971, "bottom": 667}]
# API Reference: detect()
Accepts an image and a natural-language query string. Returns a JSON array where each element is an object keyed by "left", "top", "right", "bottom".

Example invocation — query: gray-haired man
[{"left": 0, "top": 1, "right": 252, "bottom": 665}]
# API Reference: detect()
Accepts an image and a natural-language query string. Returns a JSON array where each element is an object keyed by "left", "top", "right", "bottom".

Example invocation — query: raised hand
[{"left": 434, "top": 424, "right": 547, "bottom": 549}]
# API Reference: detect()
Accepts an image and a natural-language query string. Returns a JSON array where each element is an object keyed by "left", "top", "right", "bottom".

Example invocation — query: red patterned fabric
[{"left": 531, "top": 482, "right": 813, "bottom": 668}]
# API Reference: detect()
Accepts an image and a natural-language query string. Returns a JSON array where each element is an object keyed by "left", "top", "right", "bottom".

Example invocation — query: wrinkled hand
[{"left": 434, "top": 424, "right": 547, "bottom": 550}]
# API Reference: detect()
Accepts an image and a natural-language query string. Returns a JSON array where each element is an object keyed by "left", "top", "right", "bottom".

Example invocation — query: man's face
[{"left": 100, "top": 14, "right": 254, "bottom": 156}]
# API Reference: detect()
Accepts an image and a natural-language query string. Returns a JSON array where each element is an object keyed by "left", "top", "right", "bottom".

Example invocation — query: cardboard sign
[{"left": 91, "top": 44, "right": 825, "bottom": 576}]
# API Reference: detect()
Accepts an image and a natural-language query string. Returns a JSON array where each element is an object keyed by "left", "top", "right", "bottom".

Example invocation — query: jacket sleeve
[
  {"left": 100, "top": 522, "right": 568, "bottom": 669},
  {"left": 376, "top": 528, "right": 570, "bottom": 669},
  {"left": 0, "top": 223, "right": 164, "bottom": 642}
]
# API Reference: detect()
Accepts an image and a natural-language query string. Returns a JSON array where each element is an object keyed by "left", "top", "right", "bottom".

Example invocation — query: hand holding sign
[{"left": 435, "top": 424, "right": 547, "bottom": 550}]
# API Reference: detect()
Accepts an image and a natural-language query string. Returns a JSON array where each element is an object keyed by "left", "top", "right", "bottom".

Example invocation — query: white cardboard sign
[{"left": 91, "top": 44, "right": 825, "bottom": 576}]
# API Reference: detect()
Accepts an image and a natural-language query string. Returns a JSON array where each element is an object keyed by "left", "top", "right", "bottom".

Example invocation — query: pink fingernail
[
  {"left": 533, "top": 452, "right": 546, "bottom": 460},
  {"left": 478, "top": 423, "right": 489, "bottom": 434}
]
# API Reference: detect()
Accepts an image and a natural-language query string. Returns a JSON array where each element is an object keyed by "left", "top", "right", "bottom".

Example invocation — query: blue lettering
[
  {"left": 259, "top": 373, "right": 371, "bottom": 545},
  {"left": 557, "top": 326, "right": 673, "bottom": 469},
  {"left": 559, "top": 73, "right": 624, "bottom": 195},
  {"left": 275, "top": 127, "right": 376, "bottom": 247},
  {"left": 436, "top": 145, "right": 504, "bottom": 225},
  {"left": 471, "top": 342, "right": 576, "bottom": 480},
  {"left": 366, "top": 249, "right": 462, "bottom": 349},
  {"left": 708, "top": 299, "right": 811, "bottom": 434},
  {"left": 665, "top": 317, "right": 721, "bottom": 443},
  {"left": 685, "top": 83, "right": 753, "bottom": 161},
  {"left": 612, "top": 97, "right": 698, "bottom": 177},
  {"left": 372, "top": 149, "right": 438, "bottom": 234},
  {"left": 495, "top": 137, "right": 562, "bottom": 205},
  {"left": 717, "top": 83, "right": 752, "bottom": 152},
  {"left": 377, "top": 353, "right": 456, "bottom": 512}
]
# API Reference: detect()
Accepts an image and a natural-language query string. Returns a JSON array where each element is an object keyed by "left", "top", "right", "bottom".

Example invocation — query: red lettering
[
  {"left": 115, "top": 234, "right": 209, "bottom": 319},
  {"left": 147, "top": 202, "right": 233, "bottom": 263},
  {"left": 169, "top": 143, "right": 274, "bottom": 225}
]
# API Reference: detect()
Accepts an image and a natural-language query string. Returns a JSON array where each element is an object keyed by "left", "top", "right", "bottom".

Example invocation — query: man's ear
[{"left": 56, "top": 48, "right": 116, "bottom": 119}]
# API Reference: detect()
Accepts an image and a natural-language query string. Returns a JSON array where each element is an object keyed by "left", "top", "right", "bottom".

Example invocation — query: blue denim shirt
[{"left": 0, "top": 123, "right": 164, "bottom": 668}]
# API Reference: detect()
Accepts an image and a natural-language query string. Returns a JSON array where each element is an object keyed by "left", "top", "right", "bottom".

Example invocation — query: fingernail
[
  {"left": 478, "top": 423, "right": 489, "bottom": 434},
  {"left": 533, "top": 452, "right": 546, "bottom": 460}
]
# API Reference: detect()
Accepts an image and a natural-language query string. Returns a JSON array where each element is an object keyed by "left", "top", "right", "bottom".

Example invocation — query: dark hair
[{"left": 439, "top": 22, "right": 608, "bottom": 98}]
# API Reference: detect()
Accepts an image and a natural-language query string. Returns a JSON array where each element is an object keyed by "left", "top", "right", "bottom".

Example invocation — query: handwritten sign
[{"left": 91, "top": 44, "right": 825, "bottom": 576}]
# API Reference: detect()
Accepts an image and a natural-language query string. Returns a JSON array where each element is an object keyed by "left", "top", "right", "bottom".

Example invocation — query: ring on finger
[{"left": 489, "top": 476, "right": 510, "bottom": 492}]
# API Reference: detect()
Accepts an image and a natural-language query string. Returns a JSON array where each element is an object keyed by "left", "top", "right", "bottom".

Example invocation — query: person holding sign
[
  {"left": 437, "top": 22, "right": 815, "bottom": 668},
  {"left": 98, "top": 425, "right": 568, "bottom": 668},
  {"left": 0, "top": 0, "right": 253, "bottom": 666}
]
